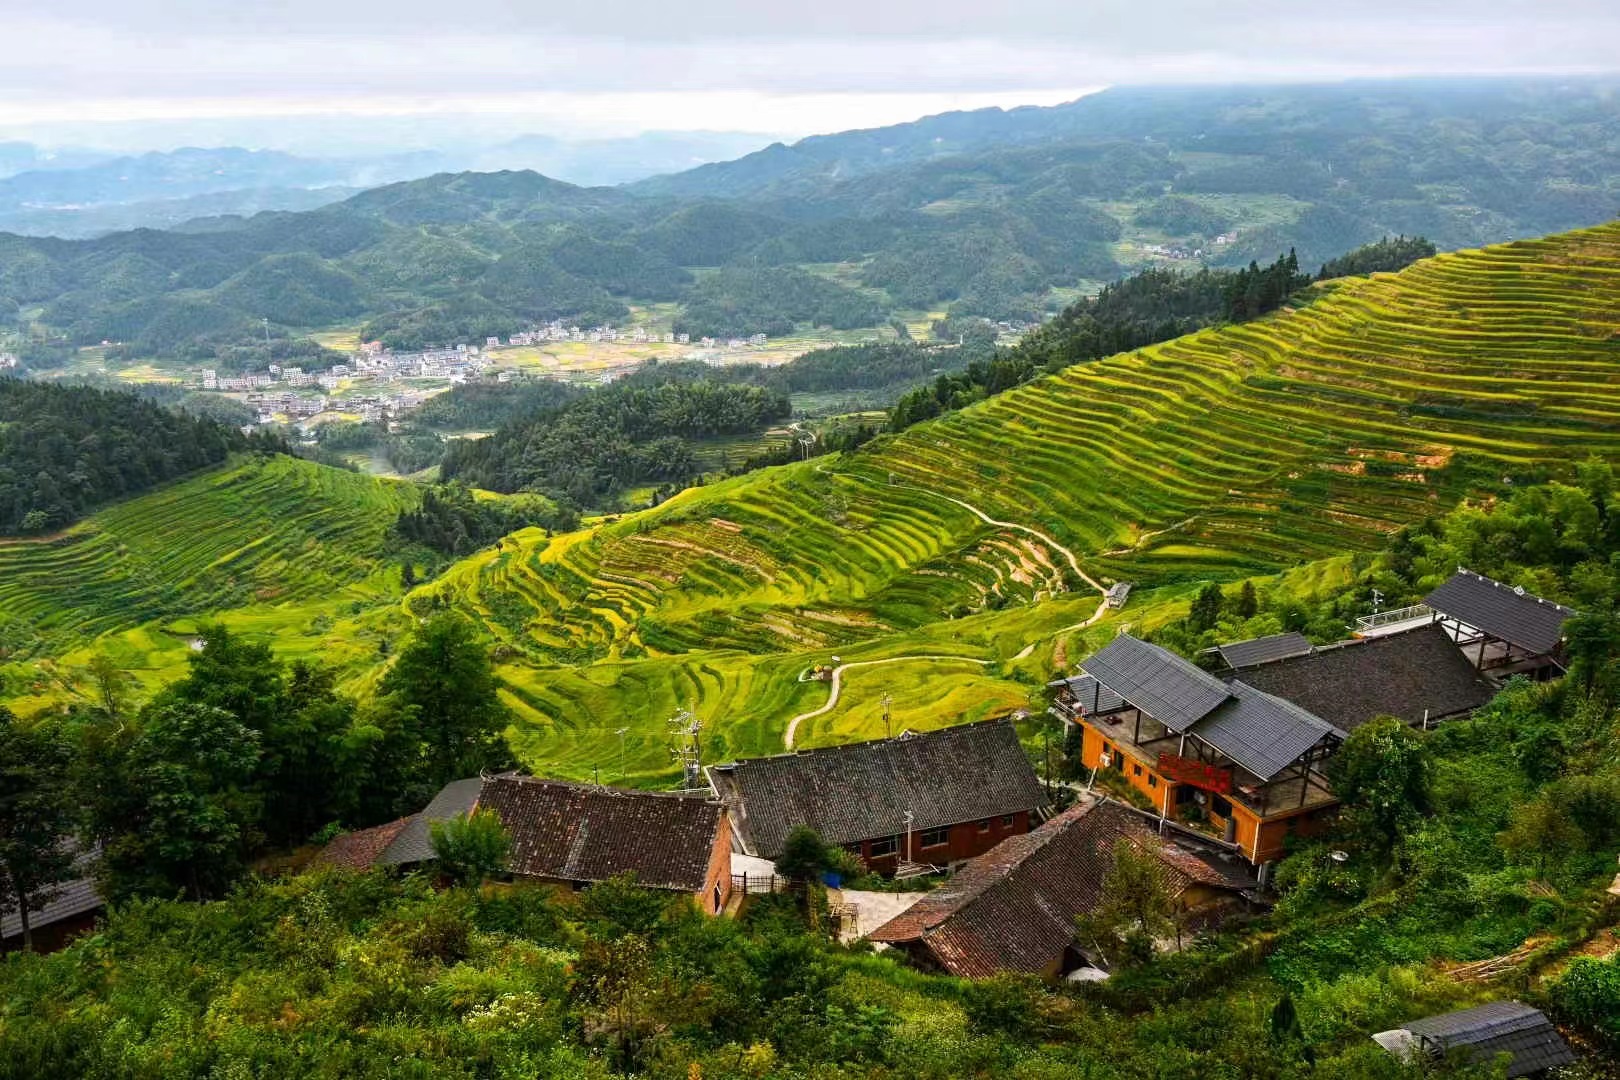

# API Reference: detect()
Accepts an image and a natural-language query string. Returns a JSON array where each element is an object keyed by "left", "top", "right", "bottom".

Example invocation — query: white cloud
[{"left": 0, "top": 3, "right": 1615, "bottom": 147}]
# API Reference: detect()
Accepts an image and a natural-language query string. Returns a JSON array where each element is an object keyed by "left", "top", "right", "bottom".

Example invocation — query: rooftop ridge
[
  {"left": 711, "top": 716, "right": 1014, "bottom": 768},
  {"left": 1454, "top": 566, "right": 1579, "bottom": 614},
  {"left": 490, "top": 773, "right": 720, "bottom": 802}
]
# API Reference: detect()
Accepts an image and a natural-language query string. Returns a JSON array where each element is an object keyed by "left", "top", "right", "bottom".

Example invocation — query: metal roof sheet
[
  {"left": 1197, "top": 682, "right": 1346, "bottom": 780},
  {"left": 1081, "top": 634, "right": 1232, "bottom": 733},
  {"left": 1216, "top": 631, "right": 1313, "bottom": 670},
  {"left": 376, "top": 777, "right": 484, "bottom": 866},
  {"left": 1399, "top": 1002, "right": 1575, "bottom": 1078},
  {"left": 1425, "top": 569, "right": 1576, "bottom": 656}
]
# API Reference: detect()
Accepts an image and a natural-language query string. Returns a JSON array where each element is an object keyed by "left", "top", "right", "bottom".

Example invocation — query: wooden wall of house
[
  {"left": 844, "top": 811, "right": 1034, "bottom": 873},
  {"left": 0, "top": 909, "right": 101, "bottom": 955},
  {"left": 1077, "top": 718, "right": 1337, "bottom": 865}
]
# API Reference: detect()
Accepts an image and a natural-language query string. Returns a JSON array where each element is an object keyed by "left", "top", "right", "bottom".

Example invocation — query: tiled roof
[
  {"left": 376, "top": 777, "right": 484, "bottom": 866},
  {"left": 707, "top": 719, "right": 1047, "bottom": 859},
  {"left": 478, "top": 775, "right": 724, "bottom": 892},
  {"left": 317, "top": 817, "right": 413, "bottom": 870},
  {"left": 868, "top": 799, "right": 1255, "bottom": 978},
  {"left": 1199, "top": 682, "right": 1346, "bottom": 781},
  {"left": 1216, "top": 631, "right": 1313, "bottom": 670},
  {"left": 1396, "top": 1002, "right": 1575, "bottom": 1078},
  {"left": 1426, "top": 569, "right": 1576, "bottom": 656},
  {"left": 1, "top": 873, "right": 102, "bottom": 942},
  {"left": 1235, "top": 624, "right": 1495, "bottom": 731},
  {"left": 1082, "top": 634, "right": 1232, "bottom": 733}
]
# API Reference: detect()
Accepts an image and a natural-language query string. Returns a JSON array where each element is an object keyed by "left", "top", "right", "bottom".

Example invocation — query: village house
[
  {"left": 1214, "top": 624, "right": 1497, "bottom": 732},
  {"left": 477, "top": 775, "right": 733, "bottom": 914},
  {"left": 706, "top": 719, "right": 1048, "bottom": 874},
  {"left": 1052, "top": 634, "right": 1345, "bottom": 866},
  {"left": 868, "top": 797, "right": 1257, "bottom": 979},
  {"left": 1372, "top": 1001, "right": 1575, "bottom": 1077},
  {"left": 1425, "top": 568, "right": 1577, "bottom": 679},
  {"left": 318, "top": 777, "right": 483, "bottom": 872},
  {"left": 1, "top": 846, "right": 103, "bottom": 955},
  {"left": 319, "top": 775, "right": 734, "bottom": 914}
]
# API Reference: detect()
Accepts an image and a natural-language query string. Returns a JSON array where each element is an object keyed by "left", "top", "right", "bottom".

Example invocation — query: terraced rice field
[
  {"left": 423, "top": 225, "right": 1620, "bottom": 660},
  {"left": 0, "top": 455, "right": 415, "bottom": 651},
  {"left": 423, "top": 224, "right": 1620, "bottom": 774},
  {"left": 8, "top": 225, "right": 1619, "bottom": 780}
]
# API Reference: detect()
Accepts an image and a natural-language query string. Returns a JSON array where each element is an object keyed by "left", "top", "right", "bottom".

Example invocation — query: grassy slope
[
  {"left": 0, "top": 455, "right": 417, "bottom": 711},
  {"left": 441, "top": 223, "right": 1620, "bottom": 776},
  {"left": 7, "top": 224, "right": 1619, "bottom": 778}
]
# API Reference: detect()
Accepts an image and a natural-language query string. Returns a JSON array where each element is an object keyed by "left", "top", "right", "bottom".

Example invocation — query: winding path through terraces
[
  {"left": 779, "top": 480, "right": 1118, "bottom": 750},
  {"left": 783, "top": 656, "right": 992, "bottom": 749}
]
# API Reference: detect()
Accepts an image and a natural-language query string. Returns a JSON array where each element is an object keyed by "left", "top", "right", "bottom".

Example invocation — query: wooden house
[
  {"left": 1054, "top": 634, "right": 1345, "bottom": 866},
  {"left": 868, "top": 797, "right": 1256, "bottom": 979},
  {"left": 477, "top": 775, "right": 734, "bottom": 915},
  {"left": 706, "top": 719, "right": 1048, "bottom": 874}
]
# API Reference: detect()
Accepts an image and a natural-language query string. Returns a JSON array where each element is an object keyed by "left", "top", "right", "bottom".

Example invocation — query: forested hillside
[
  {"left": 0, "top": 379, "right": 250, "bottom": 533},
  {"left": 2, "top": 79, "right": 1617, "bottom": 363}
]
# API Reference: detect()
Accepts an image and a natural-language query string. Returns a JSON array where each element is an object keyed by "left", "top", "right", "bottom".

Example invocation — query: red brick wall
[{"left": 695, "top": 811, "right": 734, "bottom": 915}]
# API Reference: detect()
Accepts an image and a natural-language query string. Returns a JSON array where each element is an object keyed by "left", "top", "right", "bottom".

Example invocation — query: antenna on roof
[{"left": 668, "top": 709, "right": 704, "bottom": 790}]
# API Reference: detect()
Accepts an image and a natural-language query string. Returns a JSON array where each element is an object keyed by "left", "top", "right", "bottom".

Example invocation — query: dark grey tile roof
[
  {"left": 1235, "top": 624, "right": 1495, "bottom": 731},
  {"left": 1199, "top": 682, "right": 1346, "bottom": 780},
  {"left": 1047, "top": 674, "right": 1127, "bottom": 715},
  {"left": 1, "top": 874, "right": 102, "bottom": 942},
  {"left": 1426, "top": 569, "right": 1576, "bottom": 656},
  {"left": 1403, "top": 1001, "right": 1575, "bottom": 1078},
  {"left": 707, "top": 719, "right": 1048, "bottom": 859},
  {"left": 376, "top": 777, "right": 484, "bottom": 866},
  {"left": 1217, "top": 631, "right": 1313, "bottom": 670},
  {"left": 1082, "top": 634, "right": 1232, "bottom": 733},
  {"left": 869, "top": 799, "right": 1254, "bottom": 978},
  {"left": 478, "top": 776, "right": 723, "bottom": 892}
]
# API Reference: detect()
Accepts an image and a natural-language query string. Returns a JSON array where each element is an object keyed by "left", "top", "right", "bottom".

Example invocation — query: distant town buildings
[{"left": 192, "top": 319, "right": 773, "bottom": 424}]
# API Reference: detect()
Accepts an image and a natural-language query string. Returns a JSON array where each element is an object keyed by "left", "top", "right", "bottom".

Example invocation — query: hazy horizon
[{"left": 4, "top": 0, "right": 1618, "bottom": 155}]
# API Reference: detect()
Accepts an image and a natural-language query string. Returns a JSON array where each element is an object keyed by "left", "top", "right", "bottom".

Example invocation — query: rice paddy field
[{"left": 7, "top": 223, "right": 1620, "bottom": 782}]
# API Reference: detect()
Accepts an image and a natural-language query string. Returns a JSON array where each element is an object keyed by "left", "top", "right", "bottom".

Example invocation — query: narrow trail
[
  {"left": 1099, "top": 517, "right": 1199, "bottom": 557},
  {"left": 784, "top": 655, "right": 992, "bottom": 750},
  {"left": 897, "top": 485, "right": 1108, "bottom": 597}
]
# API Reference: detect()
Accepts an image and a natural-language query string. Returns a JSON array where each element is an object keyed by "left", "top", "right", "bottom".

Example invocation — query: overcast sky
[{"left": 4, "top": 0, "right": 1618, "bottom": 150}]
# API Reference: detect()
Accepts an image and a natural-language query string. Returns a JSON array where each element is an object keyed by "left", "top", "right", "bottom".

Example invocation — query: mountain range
[{"left": 2, "top": 77, "right": 1617, "bottom": 365}]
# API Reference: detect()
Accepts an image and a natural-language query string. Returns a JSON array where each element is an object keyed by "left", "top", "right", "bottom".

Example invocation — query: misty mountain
[{"left": 2, "top": 78, "right": 1617, "bottom": 366}]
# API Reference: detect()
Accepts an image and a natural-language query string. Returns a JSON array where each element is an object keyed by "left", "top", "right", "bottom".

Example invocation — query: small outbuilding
[{"left": 1372, "top": 1001, "right": 1575, "bottom": 1078}]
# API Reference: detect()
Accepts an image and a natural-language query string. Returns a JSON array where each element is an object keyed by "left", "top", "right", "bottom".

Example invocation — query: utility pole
[
  {"left": 881, "top": 693, "right": 892, "bottom": 739},
  {"left": 1371, "top": 588, "right": 1383, "bottom": 615},
  {"left": 261, "top": 317, "right": 271, "bottom": 356},
  {"left": 616, "top": 727, "right": 628, "bottom": 781}
]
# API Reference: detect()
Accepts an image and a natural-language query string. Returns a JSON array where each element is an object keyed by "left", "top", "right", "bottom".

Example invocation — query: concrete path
[
  {"left": 784, "top": 655, "right": 992, "bottom": 749},
  {"left": 829, "top": 888, "right": 929, "bottom": 943}
]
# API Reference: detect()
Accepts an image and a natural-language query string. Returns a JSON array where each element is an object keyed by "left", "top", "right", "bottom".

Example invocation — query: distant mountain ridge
[{"left": 2, "top": 78, "right": 1617, "bottom": 362}]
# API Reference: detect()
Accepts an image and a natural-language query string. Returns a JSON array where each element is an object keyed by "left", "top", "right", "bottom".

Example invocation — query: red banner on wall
[{"left": 1156, "top": 753, "right": 1233, "bottom": 794}]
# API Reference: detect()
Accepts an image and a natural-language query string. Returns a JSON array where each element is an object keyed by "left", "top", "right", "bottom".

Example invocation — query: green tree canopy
[{"left": 0, "top": 708, "right": 78, "bottom": 951}]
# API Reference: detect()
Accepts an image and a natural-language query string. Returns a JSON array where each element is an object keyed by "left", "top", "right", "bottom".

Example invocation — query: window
[
  {"left": 1000, "top": 814, "right": 1016, "bottom": 827},
  {"left": 868, "top": 835, "right": 899, "bottom": 858},
  {"left": 712, "top": 882, "right": 723, "bottom": 913},
  {"left": 976, "top": 819, "right": 991, "bottom": 833},
  {"left": 1148, "top": 774, "right": 1158, "bottom": 788},
  {"left": 1132, "top": 763, "right": 1143, "bottom": 777},
  {"left": 1211, "top": 796, "right": 1233, "bottom": 818},
  {"left": 920, "top": 826, "right": 950, "bottom": 848}
]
